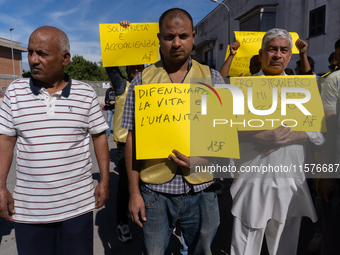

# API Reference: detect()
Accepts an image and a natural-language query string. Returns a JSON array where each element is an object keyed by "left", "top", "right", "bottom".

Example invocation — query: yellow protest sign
[
  {"left": 228, "top": 56, "right": 253, "bottom": 77},
  {"left": 99, "top": 23, "right": 159, "bottom": 67},
  {"left": 229, "top": 75, "right": 326, "bottom": 131},
  {"left": 135, "top": 83, "right": 239, "bottom": 160},
  {"left": 226, "top": 31, "right": 299, "bottom": 77}
]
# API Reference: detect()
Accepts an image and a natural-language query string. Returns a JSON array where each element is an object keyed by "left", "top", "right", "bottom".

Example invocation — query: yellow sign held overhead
[
  {"left": 226, "top": 31, "right": 299, "bottom": 77},
  {"left": 99, "top": 23, "right": 159, "bottom": 67}
]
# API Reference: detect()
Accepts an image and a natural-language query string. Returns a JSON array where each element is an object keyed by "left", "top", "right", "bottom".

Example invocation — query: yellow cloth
[{"left": 113, "top": 81, "right": 130, "bottom": 143}]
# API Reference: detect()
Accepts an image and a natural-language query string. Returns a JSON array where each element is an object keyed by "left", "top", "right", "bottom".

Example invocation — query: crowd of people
[{"left": 1, "top": 6, "right": 340, "bottom": 255}]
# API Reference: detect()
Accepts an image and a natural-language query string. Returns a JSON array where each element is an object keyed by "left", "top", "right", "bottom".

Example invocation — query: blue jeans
[
  {"left": 106, "top": 108, "right": 114, "bottom": 135},
  {"left": 180, "top": 231, "right": 189, "bottom": 255},
  {"left": 140, "top": 185, "right": 220, "bottom": 255}
]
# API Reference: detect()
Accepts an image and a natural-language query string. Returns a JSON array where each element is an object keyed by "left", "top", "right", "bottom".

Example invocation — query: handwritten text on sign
[
  {"left": 135, "top": 83, "right": 239, "bottom": 160},
  {"left": 226, "top": 76, "right": 326, "bottom": 131},
  {"left": 99, "top": 23, "right": 159, "bottom": 67},
  {"left": 226, "top": 31, "right": 299, "bottom": 77}
]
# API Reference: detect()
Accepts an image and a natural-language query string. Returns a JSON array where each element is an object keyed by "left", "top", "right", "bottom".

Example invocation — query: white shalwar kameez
[{"left": 230, "top": 70, "right": 325, "bottom": 255}]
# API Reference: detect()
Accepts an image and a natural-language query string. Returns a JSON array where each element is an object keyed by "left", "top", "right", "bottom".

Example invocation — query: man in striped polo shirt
[{"left": 0, "top": 26, "right": 110, "bottom": 255}]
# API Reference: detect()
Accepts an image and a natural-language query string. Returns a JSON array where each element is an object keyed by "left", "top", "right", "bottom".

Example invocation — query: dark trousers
[
  {"left": 116, "top": 142, "right": 129, "bottom": 224},
  {"left": 322, "top": 179, "right": 340, "bottom": 255},
  {"left": 15, "top": 212, "right": 93, "bottom": 255}
]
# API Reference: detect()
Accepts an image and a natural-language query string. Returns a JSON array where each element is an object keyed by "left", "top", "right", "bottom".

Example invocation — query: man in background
[
  {"left": 105, "top": 20, "right": 144, "bottom": 243},
  {"left": 320, "top": 38, "right": 340, "bottom": 254},
  {"left": 104, "top": 82, "right": 115, "bottom": 138}
]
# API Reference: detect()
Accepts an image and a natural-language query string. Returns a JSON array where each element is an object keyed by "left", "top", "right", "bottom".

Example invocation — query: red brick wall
[
  {"left": 0, "top": 47, "right": 22, "bottom": 76},
  {"left": 0, "top": 79, "right": 14, "bottom": 88}
]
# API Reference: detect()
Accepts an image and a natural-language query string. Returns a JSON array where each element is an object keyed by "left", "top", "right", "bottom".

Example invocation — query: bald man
[{"left": 0, "top": 26, "right": 110, "bottom": 255}]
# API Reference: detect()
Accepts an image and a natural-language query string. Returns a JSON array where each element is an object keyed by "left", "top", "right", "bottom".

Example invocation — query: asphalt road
[{"left": 0, "top": 109, "right": 319, "bottom": 255}]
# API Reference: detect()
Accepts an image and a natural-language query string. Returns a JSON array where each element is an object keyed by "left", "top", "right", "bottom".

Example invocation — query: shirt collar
[
  {"left": 30, "top": 74, "right": 72, "bottom": 97},
  {"left": 188, "top": 56, "right": 192, "bottom": 71},
  {"left": 161, "top": 57, "right": 192, "bottom": 83},
  {"left": 255, "top": 69, "right": 287, "bottom": 76}
]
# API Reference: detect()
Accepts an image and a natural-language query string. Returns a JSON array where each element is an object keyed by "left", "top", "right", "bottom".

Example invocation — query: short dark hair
[
  {"left": 328, "top": 52, "right": 336, "bottom": 64},
  {"left": 335, "top": 39, "right": 340, "bottom": 50},
  {"left": 159, "top": 8, "right": 193, "bottom": 32},
  {"left": 249, "top": 55, "right": 259, "bottom": 66},
  {"left": 284, "top": 68, "right": 294, "bottom": 75},
  {"left": 296, "top": 56, "right": 315, "bottom": 72}
]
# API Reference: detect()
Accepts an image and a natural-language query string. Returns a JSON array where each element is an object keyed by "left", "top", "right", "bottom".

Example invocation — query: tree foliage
[
  {"left": 22, "top": 69, "right": 31, "bottom": 78},
  {"left": 65, "top": 55, "right": 109, "bottom": 81}
]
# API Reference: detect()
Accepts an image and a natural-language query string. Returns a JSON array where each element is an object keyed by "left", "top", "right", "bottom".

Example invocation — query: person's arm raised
[
  {"left": 219, "top": 41, "right": 240, "bottom": 78},
  {"left": 296, "top": 39, "right": 311, "bottom": 74}
]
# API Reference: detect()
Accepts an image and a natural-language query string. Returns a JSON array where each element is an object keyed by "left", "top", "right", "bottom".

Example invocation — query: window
[
  {"left": 205, "top": 50, "right": 215, "bottom": 69},
  {"left": 237, "top": 6, "right": 277, "bottom": 32},
  {"left": 309, "top": 5, "right": 325, "bottom": 37},
  {"left": 219, "top": 43, "right": 223, "bottom": 51}
]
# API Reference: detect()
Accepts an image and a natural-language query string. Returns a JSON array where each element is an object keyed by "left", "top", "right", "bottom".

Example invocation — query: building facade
[
  {"left": 0, "top": 37, "right": 27, "bottom": 93},
  {"left": 192, "top": 0, "right": 340, "bottom": 75}
]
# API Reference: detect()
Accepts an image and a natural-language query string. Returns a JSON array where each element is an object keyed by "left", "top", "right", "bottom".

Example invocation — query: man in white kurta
[{"left": 230, "top": 28, "right": 324, "bottom": 255}]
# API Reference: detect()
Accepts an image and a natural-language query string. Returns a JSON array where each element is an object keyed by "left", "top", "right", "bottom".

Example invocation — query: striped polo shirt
[{"left": 0, "top": 76, "right": 108, "bottom": 223}]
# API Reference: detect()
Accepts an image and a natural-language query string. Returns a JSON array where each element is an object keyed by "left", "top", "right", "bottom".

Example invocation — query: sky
[{"left": 0, "top": 0, "right": 219, "bottom": 71}]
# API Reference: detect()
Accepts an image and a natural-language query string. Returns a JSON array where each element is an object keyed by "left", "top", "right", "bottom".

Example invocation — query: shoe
[
  {"left": 308, "top": 233, "right": 322, "bottom": 254},
  {"left": 117, "top": 223, "right": 132, "bottom": 242},
  {"left": 106, "top": 134, "right": 110, "bottom": 139}
]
